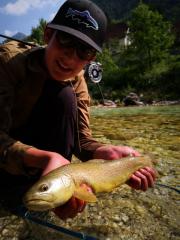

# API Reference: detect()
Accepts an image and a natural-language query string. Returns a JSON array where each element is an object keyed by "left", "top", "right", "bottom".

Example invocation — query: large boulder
[{"left": 123, "top": 92, "right": 144, "bottom": 106}]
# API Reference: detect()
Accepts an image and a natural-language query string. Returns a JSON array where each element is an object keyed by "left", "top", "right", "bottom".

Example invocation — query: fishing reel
[{"left": 84, "top": 61, "right": 103, "bottom": 83}]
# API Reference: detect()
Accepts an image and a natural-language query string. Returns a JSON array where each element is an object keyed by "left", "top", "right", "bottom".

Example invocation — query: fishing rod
[
  {"left": 15, "top": 205, "right": 98, "bottom": 240},
  {"left": 14, "top": 182, "right": 179, "bottom": 240},
  {"left": 0, "top": 34, "right": 38, "bottom": 47}
]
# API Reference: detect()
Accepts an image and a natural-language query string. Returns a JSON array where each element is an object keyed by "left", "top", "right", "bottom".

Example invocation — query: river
[{"left": 0, "top": 105, "right": 179, "bottom": 240}]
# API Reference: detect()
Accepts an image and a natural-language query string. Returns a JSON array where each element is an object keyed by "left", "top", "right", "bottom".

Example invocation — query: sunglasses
[{"left": 55, "top": 31, "right": 96, "bottom": 61}]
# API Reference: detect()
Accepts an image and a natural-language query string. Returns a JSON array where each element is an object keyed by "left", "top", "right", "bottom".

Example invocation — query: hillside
[
  {"left": 93, "top": 0, "right": 137, "bottom": 21},
  {"left": 93, "top": 0, "right": 180, "bottom": 23},
  {"left": 12, "top": 32, "right": 27, "bottom": 40}
]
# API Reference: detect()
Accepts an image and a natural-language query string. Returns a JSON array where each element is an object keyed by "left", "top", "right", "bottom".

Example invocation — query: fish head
[{"left": 23, "top": 174, "right": 75, "bottom": 211}]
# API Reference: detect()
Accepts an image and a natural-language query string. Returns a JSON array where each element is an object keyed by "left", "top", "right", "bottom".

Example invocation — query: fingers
[
  {"left": 67, "top": 197, "right": 86, "bottom": 216},
  {"left": 77, "top": 199, "right": 86, "bottom": 212},
  {"left": 127, "top": 148, "right": 141, "bottom": 157},
  {"left": 93, "top": 145, "right": 141, "bottom": 160},
  {"left": 53, "top": 183, "right": 92, "bottom": 220},
  {"left": 120, "top": 146, "right": 141, "bottom": 158},
  {"left": 54, "top": 183, "right": 92, "bottom": 220},
  {"left": 134, "top": 170, "right": 149, "bottom": 191},
  {"left": 127, "top": 174, "right": 141, "bottom": 189},
  {"left": 138, "top": 169, "right": 154, "bottom": 188},
  {"left": 53, "top": 197, "right": 86, "bottom": 220},
  {"left": 143, "top": 167, "right": 157, "bottom": 180},
  {"left": 127, "top": 167, "right": 156, "bottom": 191}
]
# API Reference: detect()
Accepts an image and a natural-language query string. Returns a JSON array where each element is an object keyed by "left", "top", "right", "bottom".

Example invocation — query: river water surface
[
  {"left": 90, "top": 105, "right": 179, "bottom": 189},
  {"left": 0, "top": 105, "right": 179, "bottom": 240},
  {"left": 65, "top": 105, "right": 179, "bottom": 240}
]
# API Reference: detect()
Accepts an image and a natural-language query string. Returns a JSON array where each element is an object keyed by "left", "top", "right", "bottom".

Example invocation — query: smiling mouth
[{"left": 56, "top": 61, "right": 72, "bottom": 72}]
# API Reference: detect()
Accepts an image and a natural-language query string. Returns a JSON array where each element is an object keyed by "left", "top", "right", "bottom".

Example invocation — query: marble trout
[{"left": 23, "top": 155, "right": 154, "bottom": 211}]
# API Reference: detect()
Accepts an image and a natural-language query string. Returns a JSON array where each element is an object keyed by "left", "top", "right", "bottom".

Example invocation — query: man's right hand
[
  {"left": 53, "top": 183, "right": 92, "bottom": 220},
  {"left": 23, "top": 147, "right": 70, "bottom": 175},
  {"left": 23, "top": 147, "right": 91, "bottom": 220}
]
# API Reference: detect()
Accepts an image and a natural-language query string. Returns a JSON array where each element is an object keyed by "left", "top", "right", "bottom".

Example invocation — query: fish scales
[{"left": 50, "top": 156, "right": 152, "bottom": 192}]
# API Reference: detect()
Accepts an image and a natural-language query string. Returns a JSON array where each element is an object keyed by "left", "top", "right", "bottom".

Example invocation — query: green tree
[
  {"left": 27, "top": 18, "right": 47, "bottom": 45},
  {"left": 97, "top": 3, "right": 177, "bottom": 101},
  {"left": 127, "top": 3, "right": 174, "bottom": 70}
]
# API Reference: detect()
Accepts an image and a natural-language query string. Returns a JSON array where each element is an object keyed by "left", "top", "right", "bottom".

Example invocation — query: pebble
[
  {"left": 2, "top": 229, "right": 9, "bottom": 236},
  {"left": 112, "top": 215, "right": 121, "bottom": 222},
  {"left": 135, "top": 205, "right": 146, "bottom": 216},
  {"left": 121, "top": 214, "right": 129, "bottom": 223}
]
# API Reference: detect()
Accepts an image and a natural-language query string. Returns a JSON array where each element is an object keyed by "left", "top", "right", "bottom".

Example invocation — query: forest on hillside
[{"left": 93, "top": 0, "right": 180, "bottom": 23}]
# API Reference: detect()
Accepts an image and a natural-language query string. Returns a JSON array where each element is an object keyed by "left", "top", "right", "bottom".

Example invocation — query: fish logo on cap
[{"left": 66, "top": 8, "right": 99, "bottom": 30}]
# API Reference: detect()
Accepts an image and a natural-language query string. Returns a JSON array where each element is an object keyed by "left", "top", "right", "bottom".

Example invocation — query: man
[{"left": 0, "top": 0, "right": 156, "bottom": 219}]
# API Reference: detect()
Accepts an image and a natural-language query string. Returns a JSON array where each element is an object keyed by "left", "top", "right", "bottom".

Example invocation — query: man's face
[{"left": 44, "top": 30, "right": 96, "bottom": 81}]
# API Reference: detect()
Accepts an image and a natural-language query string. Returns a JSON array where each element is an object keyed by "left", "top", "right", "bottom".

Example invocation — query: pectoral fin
[{"left": 73, "top": 187, "right": 97, "bottom": 202}]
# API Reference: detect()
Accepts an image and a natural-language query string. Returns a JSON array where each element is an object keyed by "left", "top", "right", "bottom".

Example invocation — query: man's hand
[
  {"left": 53, "top": 197, "right": 86, "bottom": 220},
  {"left": 53, "top": 184, "right": 92, "bottom": 220},
  {"left": 93, "top": 145, "right": 140, "bottom": 159},
  {"left": 127, "top": 167, "right": 156, "bottom": 191},
  {"left": 23, "top": 147, "right": 70, "bottom": 175},
  {"left": 23, "top": 148, "right": 91, "bottom": 219},
  {"left": 93, "top": 145, "right": 156, "bottom": 191}
]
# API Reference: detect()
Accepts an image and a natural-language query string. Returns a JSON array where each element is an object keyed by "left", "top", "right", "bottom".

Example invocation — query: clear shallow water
[
  {"left": 90, "top": 105, "right": 180, "bottom": 187},
  {"left": 0, "top": 105, "right": 179, "bottom": 240},
  {"left": 30, "top": 105, "right": 180, "bottom": 240},
  {"left": 71, "top": 105, "right": 179, "bottom": 240}
]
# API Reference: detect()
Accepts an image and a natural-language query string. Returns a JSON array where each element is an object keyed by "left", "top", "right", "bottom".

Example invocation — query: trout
[{"left": 23, "top": 155, "right": 154, "bottom": 211}]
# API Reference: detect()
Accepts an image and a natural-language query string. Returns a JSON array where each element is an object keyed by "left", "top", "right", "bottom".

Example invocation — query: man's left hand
[
  {"left": 127, "top": 167, "right": 156, "bottom": 191},
  {"left": 93, "top": 145, "right": 156, "bottom": 191}
]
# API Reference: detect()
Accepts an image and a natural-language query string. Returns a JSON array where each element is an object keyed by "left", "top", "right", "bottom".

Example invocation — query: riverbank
[{"left": 91, "top": 99, "right": 180, "bottom": 108}]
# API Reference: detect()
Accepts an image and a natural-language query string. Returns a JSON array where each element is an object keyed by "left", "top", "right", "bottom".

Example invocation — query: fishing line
[{"left": 155, "top": 182, "right": 180, "bottom": 194}]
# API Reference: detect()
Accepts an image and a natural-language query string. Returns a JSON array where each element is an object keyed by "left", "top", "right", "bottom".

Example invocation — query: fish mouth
[
  {"left": 23, "top": 197, "right": 52, "bottom": 204},
  {"left": 23, "top": 198, "right": 53, "bottom": 211}
]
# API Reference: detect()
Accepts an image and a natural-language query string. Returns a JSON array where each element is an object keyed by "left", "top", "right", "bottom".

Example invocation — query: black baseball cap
[{"left": 47, "top": 0, "right": 107, "bottom": 52}]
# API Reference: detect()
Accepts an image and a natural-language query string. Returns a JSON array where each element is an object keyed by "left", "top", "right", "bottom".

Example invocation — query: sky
[{"left": 0, "top": 0, "right": 66, "bottom": 42}]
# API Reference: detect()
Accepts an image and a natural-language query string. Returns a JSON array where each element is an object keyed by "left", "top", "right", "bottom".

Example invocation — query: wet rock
[
  {"left": 112, "top": 215, "right": 121, "bottom": 222},
  {"left": 102, "top": 99, "right": 117, "bottom": 107},
  {"left": 134, "top": 205, "right": 147, "bottom": 216},
  {"left": 123, "top": 92, "right": 144, "bottom": 106}
]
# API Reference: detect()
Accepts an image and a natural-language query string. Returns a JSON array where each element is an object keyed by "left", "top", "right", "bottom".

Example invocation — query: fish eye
[{"left": 39, "top": 184, "right": 49, "bottom": 192}]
